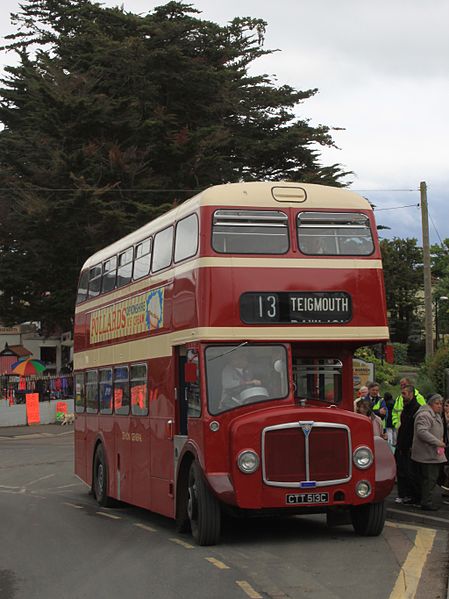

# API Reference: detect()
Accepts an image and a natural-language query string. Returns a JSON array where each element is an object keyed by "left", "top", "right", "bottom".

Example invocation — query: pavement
[
  {"left": 385, "top": 483, "right": 449, "bottom": 531},
  {"left": 0, "top": 423, "right": 74, "bottom": 438}
]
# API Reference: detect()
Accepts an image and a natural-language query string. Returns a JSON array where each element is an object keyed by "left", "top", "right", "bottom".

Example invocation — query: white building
[{"left": 0, "top": 324, "right": 72, "bottom": 374}]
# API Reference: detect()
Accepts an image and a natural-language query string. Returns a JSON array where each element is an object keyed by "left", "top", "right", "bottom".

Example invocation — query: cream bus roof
[{"left": 82, "top": 182, "right": 372, "bottom": 270}]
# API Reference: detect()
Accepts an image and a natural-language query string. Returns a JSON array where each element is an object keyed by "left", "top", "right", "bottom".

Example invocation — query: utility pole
[{"left": 421, "top": 181, "right": 433, "bottom": 358}]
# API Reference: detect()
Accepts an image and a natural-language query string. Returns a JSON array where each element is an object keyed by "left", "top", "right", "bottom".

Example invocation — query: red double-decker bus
[{"left": 74, "top": 182, "right": 395, "bottom": 545}]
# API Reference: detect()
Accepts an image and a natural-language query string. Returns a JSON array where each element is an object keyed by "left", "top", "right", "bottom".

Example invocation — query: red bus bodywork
[{"left": 74, "top": 183, "right": 395, "bottom": 544}]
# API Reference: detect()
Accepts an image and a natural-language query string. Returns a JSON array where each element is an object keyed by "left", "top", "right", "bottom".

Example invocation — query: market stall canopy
[{"left": 10, "top": 358, "right": 47, "bottom": 376}]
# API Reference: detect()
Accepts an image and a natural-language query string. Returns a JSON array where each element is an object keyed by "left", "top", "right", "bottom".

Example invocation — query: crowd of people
[{"left": 355, "top": 378, "right": 449, "bottom": 511}]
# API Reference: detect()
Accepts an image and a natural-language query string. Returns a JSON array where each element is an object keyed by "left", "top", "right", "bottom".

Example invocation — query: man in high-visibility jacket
[
  {"left": 392, "top": 377, "right": 426, "bottom": 431},
  {"left": 364, "top": 381, "right": 388, "bottom": 425}
]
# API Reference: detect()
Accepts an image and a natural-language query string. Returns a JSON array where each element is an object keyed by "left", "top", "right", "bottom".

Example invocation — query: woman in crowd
[
  {"left": 440, "top": 398, "right": 449, "bottom": 493},
  {"left": 356, "top": 397, "right": 386, "bottom": 438},
  {"left": 411, "top": 394, "right": 447, "bottom": 511}
]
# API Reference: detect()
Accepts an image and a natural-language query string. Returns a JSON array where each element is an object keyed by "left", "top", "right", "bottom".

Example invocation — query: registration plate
[{"left": 286, "top": 492, "right": 329, "bottom": 505}]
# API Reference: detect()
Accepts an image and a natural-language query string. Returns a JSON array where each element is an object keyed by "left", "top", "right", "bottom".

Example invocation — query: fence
[{"left": 0, "top": 374, "right": 73, "bottom": 405}]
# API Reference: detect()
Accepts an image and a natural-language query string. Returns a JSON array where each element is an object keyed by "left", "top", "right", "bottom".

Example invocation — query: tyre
[
  {"left": 93, "top": 444, "right": 112, "bottom": 507},
  {"left": 175, "top": 468, "right": 190, "bottom": 534},
  {"left": 187, "top": 461, "right": 221, "bottom": 546},
  {"left": 350, "top": 501, "right": 386, "bottom": 536}
]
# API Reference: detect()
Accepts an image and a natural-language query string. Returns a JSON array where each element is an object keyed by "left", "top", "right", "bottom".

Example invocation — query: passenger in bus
[{"left": 220, "top": 352, "right": 265, "bottom": 409}]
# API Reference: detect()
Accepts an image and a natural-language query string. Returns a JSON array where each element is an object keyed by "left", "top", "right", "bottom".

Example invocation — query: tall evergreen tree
[
  {"left": 380, "top": 238, "right": 423, "bottom": 343},
  {"left": 0, "top": 0, "right": 349, "bottom": 332}
]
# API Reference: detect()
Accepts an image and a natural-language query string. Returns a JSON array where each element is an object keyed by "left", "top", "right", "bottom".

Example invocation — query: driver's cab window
[
  {"left": 293, "top": 357, "right": 342, "bottom": 404},
  {"left": 206, "top": 344, "right": 288, "bottom": 414}
]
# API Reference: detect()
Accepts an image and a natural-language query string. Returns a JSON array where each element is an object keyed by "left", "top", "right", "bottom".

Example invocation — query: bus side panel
[
  {"left": 149, "top": 356, "right": 175, "bottom": 518},
  {"left": 131, "top": 414, "right": 151, "bottom": 509},
  {"left": 100, "top": 416, "right": 115, "bottom": 498},
  {"left": 74, "top": 414, "right": 87, "bottom": 482},
  {"left": 114, "top": 415, "right": 133, "bottom": 503},
  {"left": 85, "top": 415, "right": 100, "bottom": 488}
]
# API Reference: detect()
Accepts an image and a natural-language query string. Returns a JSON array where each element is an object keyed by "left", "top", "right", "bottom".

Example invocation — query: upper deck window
[
  {"left": 152, "top": 227, "right": 174, "bottom": 273},
  {"left": 174, "top": 214, "right": 198, "bottom": 263},
  {"left": 134, "top": 238, "right": 152, "bottom": 280},
  {"left": 77, "top": 270, "right": 89, "bottom": 304},
  {"left": 297, "top": 212, "right": 374, "bottom": 256},
  {"left": 88, "top": 264, "right": 102, "bottom": 298},
  {"left": 212, "top": 210, "right": 289, "bottom": 254},
  {"left": 117, "top": 248, "right": 133, "bottom": 288},
  {"left": 102, "top": 256, "right": 117, "bottom": 293}
]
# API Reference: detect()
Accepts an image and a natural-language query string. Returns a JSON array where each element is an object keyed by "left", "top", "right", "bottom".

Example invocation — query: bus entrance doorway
[{"left": 177, "top": 345, "right": 201, "bottom": 436}]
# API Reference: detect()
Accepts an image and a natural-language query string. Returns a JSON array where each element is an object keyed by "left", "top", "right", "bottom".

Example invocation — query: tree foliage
[
  {"left": 426, "top": 345, "right": 449, "bottom": 395},
  {"left": 431, "top": 240, "right": 449, "bottom": 341},
  {"left": 0, "top": 0, "right": 349, "bottom": 332},
  {"left": 354, "top": 346, "right": 399, "bottom": 386},
  {"left": 380, "top": 238, "right": 423, "bottom": 344}
]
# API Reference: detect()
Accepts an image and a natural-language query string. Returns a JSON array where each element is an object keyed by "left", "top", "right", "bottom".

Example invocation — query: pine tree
[{"left": 0, "top": 0, "right": 349, "bottom": 332}]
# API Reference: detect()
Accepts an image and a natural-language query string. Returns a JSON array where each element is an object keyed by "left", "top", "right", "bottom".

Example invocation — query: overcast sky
[{"left": 1, "top": 0, "right": 448, "bottom": 244}]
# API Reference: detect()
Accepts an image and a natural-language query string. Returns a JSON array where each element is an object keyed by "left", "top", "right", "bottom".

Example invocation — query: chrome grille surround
[{"left": 262, "top": 421, "right": 352, "bottom": 488}]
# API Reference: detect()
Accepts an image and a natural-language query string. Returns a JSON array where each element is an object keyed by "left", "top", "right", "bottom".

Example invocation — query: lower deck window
[
  {"left": 99, "top": 369, "right": 113, "bottom": 414},
  {"left": 86, "top": 370, "right": 98, "bottom": 413},
  {"left": 114, "top": 366, "right": 130, "bottom": 415},
  {"left": 130, "top": 364, "right": 148, "bottom": 416},
  {"left": 75, "top": 373, "right": 85, "bottom": 413}
]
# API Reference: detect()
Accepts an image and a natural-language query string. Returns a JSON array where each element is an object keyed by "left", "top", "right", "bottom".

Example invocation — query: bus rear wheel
[
  {"left": 187, "top": 462, "right": 221, "bottom": 546},
  {"left": 350, "top": 501, "right": 386, "bottom": 536},
  {"left": 93, "top": 445, "right": 112, "bottom": 508}
]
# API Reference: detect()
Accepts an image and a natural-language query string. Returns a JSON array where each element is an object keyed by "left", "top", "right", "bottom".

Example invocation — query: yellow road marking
[
  {"left": 63, "top": 502, "right": 84, "bottom": 509},
  {"left": 236, "top": 580, "right": 263, "bottom": 599},
  {"left": 388, "top": 525, "right": 436, "bottom": 599},
  {"left": 96, "top": 511, "right": 121, "bottom": 520},
  {"left": 205, "top": 557, "right": 230, "bottom": 570},
  {"left": 169, "top": 538, "right": 195, "bottom": 549},
  {"left": 386, "top": 520, "right": 439, "bottom": 532},
  {"left": 134, "top": 523, "right": 156, "bottom": 533}
]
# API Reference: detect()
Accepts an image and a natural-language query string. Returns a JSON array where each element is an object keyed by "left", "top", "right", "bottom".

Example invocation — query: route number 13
[{"left": 258, "top": 294, "right": 279, "bottom": 320}]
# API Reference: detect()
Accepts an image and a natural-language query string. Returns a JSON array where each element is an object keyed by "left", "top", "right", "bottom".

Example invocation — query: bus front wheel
[
  {"left": 93, "top": 445, "right": 112, "bottom": 508},
  {"left": 187, "top": 462, "right": 221, "bottom": 546},
  {"left": 350, "top": 501, "right": 386, "bottom": 536}
]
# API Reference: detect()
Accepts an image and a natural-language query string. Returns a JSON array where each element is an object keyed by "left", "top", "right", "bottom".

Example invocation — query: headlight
[
  {"left": 237, "top": 450, "right": 260, "bottom": 474},
  {"left": 356, "top": 480, "right": 372, "bottom": 498},
  {"left": 353, "top": 446, "right": 373, "bottom": 470}
]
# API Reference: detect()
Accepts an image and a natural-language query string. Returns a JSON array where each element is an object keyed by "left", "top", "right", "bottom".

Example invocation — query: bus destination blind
[{"left": 240, "top": 291, "right": 352, "bottom": 324}]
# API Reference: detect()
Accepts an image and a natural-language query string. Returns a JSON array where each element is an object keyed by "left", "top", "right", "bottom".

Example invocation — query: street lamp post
[{"left": 435, "top": 296, "right": 449, "bottom": 349}]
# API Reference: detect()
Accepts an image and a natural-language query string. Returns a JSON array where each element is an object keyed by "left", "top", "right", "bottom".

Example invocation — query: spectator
[
  {"left": 365, "top": 382, "right": 387, "bottom": 423},
  {"left": 394, "top": 385, "right": 420, "bottom": 504},
  {"left": 440, "top": 398, "right": 449, "bottom": 494},
  {"left": 392, "top": 377, "right": 425, "bottom": 430},
  {"left": 353, "top": 385, "right": 368, "bottom": 411},
  {"left": 411, "top": 394, "right": 447, "bottom": 511},
  {"left": 383, "top": 391, "right": 396, "bottom": 448},
  {"left": 356, "top": 397, "right": 385, "bottom": 438}
]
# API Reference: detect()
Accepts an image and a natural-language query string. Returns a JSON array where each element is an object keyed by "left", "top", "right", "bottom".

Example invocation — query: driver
[{"left": 220, "top": 352, "right": 262, "bottom": 408}]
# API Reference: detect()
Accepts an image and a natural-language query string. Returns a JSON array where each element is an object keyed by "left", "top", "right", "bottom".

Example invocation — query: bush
[
  {"left": 427, "top": 345, "right": 449, "bottom": 395},
  {"left": 407, "top": 339, "right": 426, "bottom": 365},
  {"left": 354, "top": 347, "right": 400, "bottom": 386},
  {"left": 392, "top": 343, "right": 408, "bottom": 365}
]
